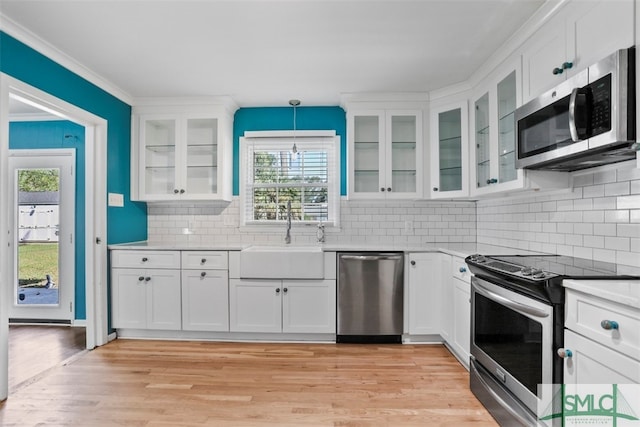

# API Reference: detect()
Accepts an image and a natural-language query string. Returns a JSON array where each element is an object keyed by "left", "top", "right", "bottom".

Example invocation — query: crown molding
[{"left": 0, "top": 12, "right": 134, "bottom": 106}]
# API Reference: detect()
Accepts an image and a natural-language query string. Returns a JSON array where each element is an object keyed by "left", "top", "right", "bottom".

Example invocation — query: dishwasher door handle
[{"left": 340, "top": 255, "right": 403, "bottom": 261}]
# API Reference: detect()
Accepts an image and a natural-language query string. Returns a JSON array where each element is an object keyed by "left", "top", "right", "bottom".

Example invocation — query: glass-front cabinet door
[
  {"left": 389, "top": 114, "right": 418, "bottom": 195},
  {"left": 474, "top": 92, "right": 491, "bottom": 189},
  {"left": 470, "top": 59, "right": 523, "bottom": 196},
  {"left": 141, "top": 116, "right": 178, "bottom": 198},
  {"left": 184, "top": 117, "right": 219, "bottom": 196},
  {"left": 497, "top": 71, "right": 517, "bottom": 184},
  {"left": 352, "top": 113, "right": 383, "bottom": 195},
  {"left": 134, "top": 107, "right": 231, "bottom": 201},
  {"left": 348, "top": 109, "right": 422, "bottom": 199},
  {"left": 430, "top": 101, "right": 468, "bottom": 198}
]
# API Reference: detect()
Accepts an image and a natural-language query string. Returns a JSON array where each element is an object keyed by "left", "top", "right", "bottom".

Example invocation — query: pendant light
[{"left": 289, "top": 99, "right": 300, "bottom": 155}]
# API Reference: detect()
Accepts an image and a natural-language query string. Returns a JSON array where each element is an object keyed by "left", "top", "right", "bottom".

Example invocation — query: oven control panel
[{"left": 467, "top": 254, "right": 559, "bottom": 282}]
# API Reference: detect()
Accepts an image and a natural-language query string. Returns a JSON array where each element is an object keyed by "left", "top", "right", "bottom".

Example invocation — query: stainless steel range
[{"left": 465, "top": 253, "right": 638, "bottom": 426}]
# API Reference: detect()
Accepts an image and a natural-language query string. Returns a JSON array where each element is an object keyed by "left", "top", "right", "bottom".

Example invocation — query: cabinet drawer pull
[
  {"left": 141, "top": 257, "right": 148, "bottom": 262},
  {"left": 201, "top": 258, "right": 207, "bottom": 264},
  {"left": 600, "top": 320, "right": 619, "bottom": 330},
  {"left": 557, "top": 348, "right": 573, "bottom": 359},
  {"left": 200, "top": 272, "right": 207, "bottom": 278}
]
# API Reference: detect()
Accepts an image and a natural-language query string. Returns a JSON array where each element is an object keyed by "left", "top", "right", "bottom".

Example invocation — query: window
[{"left": 240, "top": 132, "right": 340, "bottom": 227}]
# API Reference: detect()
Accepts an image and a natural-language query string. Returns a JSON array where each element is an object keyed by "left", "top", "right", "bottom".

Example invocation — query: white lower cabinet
[
  {"left": 563, "top": 330, "right": 640, "bottom": 385},
  {"left": 229, "top": 279, "right": 336, "bottom": 334},
  {"left": 407, "top": 252, "right": 447, "bottom": 336},
  {"left": 181, "top": 251, "right": 229, "bottom": 332},
  {"left": 442, "top": 256, "right": 471, "bottom": 368},
  {"left": 561, "top": 288, "right": 640, "bottom": 385},
  {"left": 111, "top": 267, "right": 182, "bottom": 330},
  {"left": 451, "top": 277, "right": 470, "bottom": 366},
  {"left": 181, "top": 269, "right": 229, "bottom": 331}
]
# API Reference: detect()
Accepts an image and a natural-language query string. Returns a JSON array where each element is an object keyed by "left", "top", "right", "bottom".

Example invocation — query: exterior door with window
[{"left": 8, "top": 150, "right": 75, "bottom": 322}]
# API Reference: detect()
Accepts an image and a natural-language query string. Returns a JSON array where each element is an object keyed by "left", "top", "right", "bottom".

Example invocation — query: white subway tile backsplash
[
  {"left": 605, "top": 236, "right": 630, "bottom": 251},
  {"left": 583, "top": 184, "right": 605, "bottom": 198},
  {"left": 604, "top": 181, "right": 630, "bottom": 197},
  {"left": 618, "top": 223, "right": 640, "bottom": 238},
  {"left": 605, "top": 210, "right": 629, "bottom": 223},
  {"left": 618, "top": 195, "right": 640, "bottom": 209}
]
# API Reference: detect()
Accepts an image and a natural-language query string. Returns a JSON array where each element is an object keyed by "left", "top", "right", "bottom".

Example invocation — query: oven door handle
[{"left": 473, "top": 281, "right": 550, "bottom": 319}]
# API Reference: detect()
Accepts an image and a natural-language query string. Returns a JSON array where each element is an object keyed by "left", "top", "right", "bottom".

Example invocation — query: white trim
[
  {"left": 244, "top": 130, "right": 336, "bottom": 139},
  {"left": 0, "top": 73, "right": 109, "bottom": 400},
  {"left": 8, "top": 149, "right": 76, "bottom": 321},
  {"left": 0, "top": 13, "right": 133, "bottom": 105}
]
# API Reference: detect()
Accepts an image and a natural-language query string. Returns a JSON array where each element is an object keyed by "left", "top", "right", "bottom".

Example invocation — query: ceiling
[{"left": 1, "top": 0, "right": 545, "bottom": 107}]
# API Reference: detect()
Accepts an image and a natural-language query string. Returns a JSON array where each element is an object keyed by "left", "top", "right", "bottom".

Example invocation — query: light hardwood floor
[{"left": 1, "top": 339, "right": 498, "bottom": 426}]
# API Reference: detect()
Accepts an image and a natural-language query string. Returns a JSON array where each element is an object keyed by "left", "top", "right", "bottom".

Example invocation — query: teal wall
[
  {"left": 233, "top": 106, "right": 347, "bottom": 196},
  {"left": 0, "top": 31, "right": 147, "bottom": 244},
  {"left": 9, "top": 120, "right": 87, "bottom": 319}
]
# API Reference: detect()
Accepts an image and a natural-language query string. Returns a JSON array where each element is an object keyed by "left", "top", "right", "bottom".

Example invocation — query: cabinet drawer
[
  {"left": 565, "top": 290, "right": 640, "bottom": 361},
  {"left": 111, "top": 250, "right": 181, "bottom": 269},
  {"left": 182, "top": 251, "right": 228, "bottom": 270},
  {"left": 451, "top": 256, "right": 471, "bottom": 283}
]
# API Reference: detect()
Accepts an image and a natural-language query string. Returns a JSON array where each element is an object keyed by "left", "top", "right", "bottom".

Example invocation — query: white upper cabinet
[
  {"left": 430, "top": 99, "right": 469, "bottom": 198},
  {"left": 522, "top": 0, "right": 634, "bottom": 103},
  {"left": 131, "top": 101, "right": 235, "bottom": 202},
  {"left": 347, "top": 107, "right": 424, "bottom": 199},
  {"left": 470, "top": 59, "right": 527, "bottom": 196}
]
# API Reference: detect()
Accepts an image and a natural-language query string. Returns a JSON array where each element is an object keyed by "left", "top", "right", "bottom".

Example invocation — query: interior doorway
[
  {"left": 1, "top": 74, "right": 109, "bottom": 401},
  {"left": 8, "top": 150, "right": 75, "bottom": 323}
]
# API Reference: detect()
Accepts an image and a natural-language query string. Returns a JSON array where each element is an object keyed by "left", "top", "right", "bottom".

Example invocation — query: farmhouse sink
[{"left": 240, "top": 245, "right": 324, "bottom": 279}]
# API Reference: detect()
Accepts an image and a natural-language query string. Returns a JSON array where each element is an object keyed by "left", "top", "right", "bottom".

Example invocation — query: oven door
[{"left": 470, "top": 276, "right": 554, "bottom": 416}]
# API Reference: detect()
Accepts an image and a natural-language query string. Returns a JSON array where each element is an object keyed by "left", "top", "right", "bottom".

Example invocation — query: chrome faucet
[
  {"left": 284, "top": 200, "right": 292, "bottom": 244},
  {"left": 316, "top": 222, "right": 325, "bottom": 243}
]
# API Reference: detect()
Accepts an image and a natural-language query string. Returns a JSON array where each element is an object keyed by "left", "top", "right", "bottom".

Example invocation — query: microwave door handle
[
  {"left": 569, "top": 87, "right": 589, "bottom": 141},
  {"left": 473, "top": 280, "right": 550, "bottom": 319}
]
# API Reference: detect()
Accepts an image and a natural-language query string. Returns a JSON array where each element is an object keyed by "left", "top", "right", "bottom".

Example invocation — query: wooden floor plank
[{"left": 1, "top": 340, "right": 498, "bottom": 426}]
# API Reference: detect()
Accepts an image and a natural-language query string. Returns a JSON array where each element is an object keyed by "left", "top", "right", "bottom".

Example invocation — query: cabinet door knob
[
  {"left": 138, "top": 276, "right": 145, "bottom": 282},
  {"left": 180, "top": 189, "right": 185, "bottom": 194},
  {"left": 553, "top": 67, "right": 564, "bottom": 75},
  {"left": 486, "top": 178, "right": 498, "bottom": 185},
  {"left": 459, "top": 267, "right": 467, "bottom": 273},
  {"left": 380, "top": 188, "right": 385, "bottom": 192},
  {"left": 410, "top": 260, "right": 416, "bottom": 266},
  {"left": 600, "top": 320, "right": 619, "bottom": 330},
  {"left": 200, "top": 272, "right": 206, "bottom": 278},
  {"left": 387, "top": 187, "right": 392, "bottom": 192},
  {"left": 557, "top": 348, "right": 573, "bottom": 359},
  {"left": 144, "top": 277, "right": 151, "bottom": 282},
  {"left": 562, "top": 61, "right": 573, "bottom": 70},
  {"left": 201, "top": 258, "right": 207, "bottom": 264},
  {"left": 433, "top": 187, "right": 439, "bottom": 192},
  {"left": 174, "top": 189, "right": 179, "bottom": 194},
  {"left": 275, "top": 288, "right": 280, "bottom": 294},
  {"left": 141, "top": 257, "right": 148, "bottom": 262},
  {"left": 283, "top": 287, "right": 288, "bottom": 293}
]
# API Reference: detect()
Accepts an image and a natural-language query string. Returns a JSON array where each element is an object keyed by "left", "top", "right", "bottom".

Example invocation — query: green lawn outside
[{"left": 18, "top": 242, "right": 58, "bottom": 286}]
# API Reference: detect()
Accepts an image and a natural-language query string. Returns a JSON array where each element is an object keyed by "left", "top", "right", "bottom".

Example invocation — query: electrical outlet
[{"left": 107, "top": 192, "right": 124, "bottom": 207}]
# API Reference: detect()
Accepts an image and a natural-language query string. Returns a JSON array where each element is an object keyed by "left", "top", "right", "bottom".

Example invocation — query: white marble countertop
[
  {"left": 108, "top": 241, "right": 544, "bottom": 260},
  {"left": 563, "top": 279, "right": 640, "bottom": 309}
]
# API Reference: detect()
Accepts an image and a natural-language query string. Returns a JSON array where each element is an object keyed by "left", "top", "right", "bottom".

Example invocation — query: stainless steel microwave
[{"left": 515, "top": 47, "right": 637, "bottom": 171}]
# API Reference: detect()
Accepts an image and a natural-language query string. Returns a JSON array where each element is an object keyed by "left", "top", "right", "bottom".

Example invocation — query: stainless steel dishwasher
[{"left": 337, "top": 252, "right": 404, "bottom": 343}]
